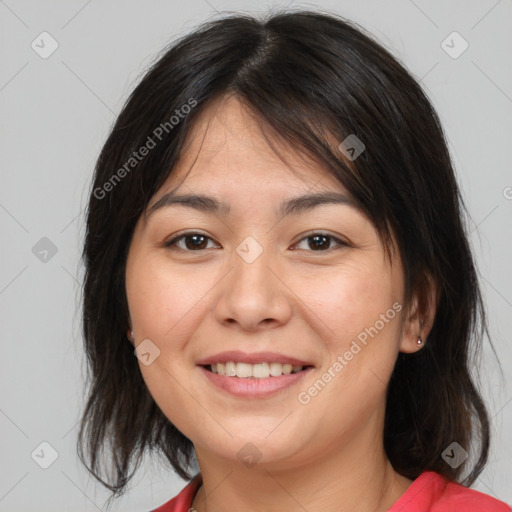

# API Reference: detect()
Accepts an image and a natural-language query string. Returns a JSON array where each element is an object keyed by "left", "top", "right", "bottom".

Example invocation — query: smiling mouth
[{"left": 202, "top": 362, "right": 314, "bottom": 378}]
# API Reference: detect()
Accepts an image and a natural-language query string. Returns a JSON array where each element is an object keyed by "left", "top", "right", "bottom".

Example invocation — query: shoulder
[
  {"left": 390, "top": 471, "right": 511, "bottom": 512},
  {"left": 151, "top": 473, "right": 202, "bottom": 512},
  {"left": 436, "top": 474, "right": 511, "bottom": 512},
  {"left": 150, "top": 471, "right": 511, "bottom": 512}
]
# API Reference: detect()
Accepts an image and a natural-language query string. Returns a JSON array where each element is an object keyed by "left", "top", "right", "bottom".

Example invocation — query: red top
[{"left": 151, "top": 471, "right": 511, "bottom": 511}]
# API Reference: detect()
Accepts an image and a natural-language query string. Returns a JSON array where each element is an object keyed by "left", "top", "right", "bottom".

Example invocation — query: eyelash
[{"left": 164, "top": 231, "right": 348, "bottom": 253}]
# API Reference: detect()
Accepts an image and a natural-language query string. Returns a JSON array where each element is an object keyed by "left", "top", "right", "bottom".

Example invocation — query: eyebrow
[{"left": 146, "top": 191, "right": 356, "bottom": 219}]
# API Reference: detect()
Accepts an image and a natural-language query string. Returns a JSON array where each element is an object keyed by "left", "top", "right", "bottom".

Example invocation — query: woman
[{"left": 78, "top": 10, "right": 511, "bottom": 512}]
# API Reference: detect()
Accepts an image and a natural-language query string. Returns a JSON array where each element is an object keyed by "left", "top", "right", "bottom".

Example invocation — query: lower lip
[{"left": 198, "top": 366, "right": 314, "bottom": 398}]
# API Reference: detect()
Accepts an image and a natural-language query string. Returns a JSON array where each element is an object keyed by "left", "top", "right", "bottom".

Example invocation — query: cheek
[
  {"left": 292, "top": 263, "right": 402, "bottom": 438},
  {"left": 125, "top": 254, "right": 207, "bottom": 433},
  {"left": 297, "top": 257, "right": 403, "bottom": 407},
  {"left": 301, "top": 259, "right": 400, "bottom": 343},
  {"left": 126, "top": 253, "right": 214, "bottom": 342}
]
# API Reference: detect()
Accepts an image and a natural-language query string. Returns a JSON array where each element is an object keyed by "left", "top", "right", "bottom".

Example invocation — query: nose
[{"left": 214, "top": 246, "right": 293, "bottom": 332}]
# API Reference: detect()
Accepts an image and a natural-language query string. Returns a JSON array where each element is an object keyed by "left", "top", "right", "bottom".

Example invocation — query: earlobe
[
  {"left": 126, "top": 314, "right": 134, "bottom": 344},
  {"left": 399, "top": 295, "right": 423, "bottom": 354},
  {"left": 399, "top": 274, "right": 438, "bottom": 354}
]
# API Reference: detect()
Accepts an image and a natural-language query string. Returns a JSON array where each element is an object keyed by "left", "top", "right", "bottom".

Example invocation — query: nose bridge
[
  {"left": 230, "top": 235, "right": 276, "bottom": 300},
  {"left": 214, "top": 235, "right": 292, "bottom": 329}
]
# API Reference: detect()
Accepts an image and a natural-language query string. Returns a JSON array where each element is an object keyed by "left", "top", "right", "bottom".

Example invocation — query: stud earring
[{"left": 417, "top": 336, "right": 423, "bottom": 346}]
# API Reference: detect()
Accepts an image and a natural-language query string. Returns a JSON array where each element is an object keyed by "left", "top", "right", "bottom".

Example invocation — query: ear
[
  {"left": 126, "top": 320, "right": 134, "bottom": 346},
  {"left": 399, "top": 273, "right": 438, "bottom": 354}
]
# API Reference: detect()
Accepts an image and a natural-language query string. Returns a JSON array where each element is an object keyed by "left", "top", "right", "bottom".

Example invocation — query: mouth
[
  {"left": 198, "top": 361, "right": 315, "bottom": 398},
  {"left": 201, "top": 362, "right": 314, "bottom": 379}
]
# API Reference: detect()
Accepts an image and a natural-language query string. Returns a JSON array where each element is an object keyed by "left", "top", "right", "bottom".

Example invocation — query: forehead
[{"left": 162, "top": 94, "right": 345, "bottom": 194}]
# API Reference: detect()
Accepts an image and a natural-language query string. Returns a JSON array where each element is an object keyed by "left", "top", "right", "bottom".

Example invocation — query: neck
[{"left": 191, "top": 418, "right": 412, "bottom": 512}]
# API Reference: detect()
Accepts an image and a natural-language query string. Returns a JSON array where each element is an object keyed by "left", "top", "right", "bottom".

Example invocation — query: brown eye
[
  {"left": 294, "top": 233, "right": 346, "bottom": 252},
  {"left": 165, "top": 233, "right": 218, "bottom": 251}
]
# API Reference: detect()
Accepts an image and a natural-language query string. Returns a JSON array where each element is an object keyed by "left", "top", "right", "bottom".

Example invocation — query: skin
[{"left": 125, "top": 94, "right": 437, "bottom": 512}]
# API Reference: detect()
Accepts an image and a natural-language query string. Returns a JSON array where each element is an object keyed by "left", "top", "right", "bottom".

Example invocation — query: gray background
[{"left": 1, "top": 0, "right": 511, "bottom": 510}]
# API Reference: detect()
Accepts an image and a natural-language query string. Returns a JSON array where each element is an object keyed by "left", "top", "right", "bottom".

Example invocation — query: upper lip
[{"left": 196, "top": 351, "right": 314, "bottom": 367}]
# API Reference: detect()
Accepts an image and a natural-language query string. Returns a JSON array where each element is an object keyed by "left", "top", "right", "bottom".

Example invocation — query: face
[{"left": 125, "top": 95, "right": 419, "bottom": 470}]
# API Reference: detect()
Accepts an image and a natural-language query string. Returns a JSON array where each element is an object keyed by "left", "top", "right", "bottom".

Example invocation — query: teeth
[
  {"left": 208, "top": 362, "right": 305, "bottom": 378},
  {"left": 237, "top": 362, "right": 254, "bottom": 378},
  {"left": 252, "top": 362, "right": 270, "bottom": 378},
  {"left": 225, "top": 361, "right": 237, "bottom": 377}
]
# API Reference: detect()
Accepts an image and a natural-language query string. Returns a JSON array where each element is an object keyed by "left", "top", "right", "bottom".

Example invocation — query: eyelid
[
  {"left": 164, "top": 230, "right": 349, "bottom": 252},
  {"left": 291, "top": 230, "right": 349, "bottom": 251},
  {"left": 164, "top": 230, "right": 220, "bottom": 250}
]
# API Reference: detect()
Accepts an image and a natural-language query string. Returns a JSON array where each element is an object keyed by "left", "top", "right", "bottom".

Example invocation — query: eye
[
  {"left": 164, "top": 231, "right": 348, "bottom": 252},
  {"left": 164, "top": 232, "right": 219, "bottom": 251},
  {"left": 293, "top": 232, "right": 347, "bottom": 252}
]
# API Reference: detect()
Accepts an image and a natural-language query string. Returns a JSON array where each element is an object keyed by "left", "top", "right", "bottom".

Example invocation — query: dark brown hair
[{"left": 78, "top": 9, "right": 491, "bottom": 504}]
